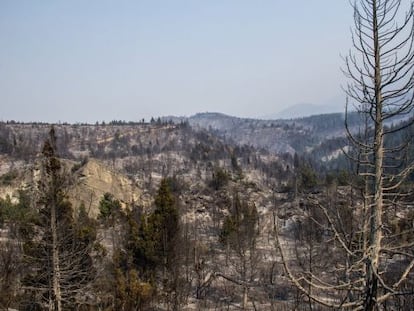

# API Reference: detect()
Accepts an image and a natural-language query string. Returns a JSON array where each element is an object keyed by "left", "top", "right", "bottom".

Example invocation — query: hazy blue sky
[{"left": 0, "top": 1, "right": 353, "bottom": 123}]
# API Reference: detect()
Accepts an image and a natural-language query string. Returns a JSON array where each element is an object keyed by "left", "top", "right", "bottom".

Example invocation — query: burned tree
[
  {"left": 22, "top": 127, "right": 95, "bottom": 310},
  {"left": 277, "top": 0, "right": 414, "bottom": 310}
]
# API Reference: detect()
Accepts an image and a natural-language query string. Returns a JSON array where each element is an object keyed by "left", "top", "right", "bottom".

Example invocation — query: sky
[{"left": 0, "top": 1, "right": 353, "bottom": 123}]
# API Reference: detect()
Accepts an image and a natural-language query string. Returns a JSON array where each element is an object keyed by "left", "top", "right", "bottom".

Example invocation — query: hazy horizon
[{"left": 1, "top": 1, "right": 352, "bottom": 123}]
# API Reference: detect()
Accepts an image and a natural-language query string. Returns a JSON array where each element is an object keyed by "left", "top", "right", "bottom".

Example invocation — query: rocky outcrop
[{"left": 69, "top": 159, "right": 139, "bottom": 218}]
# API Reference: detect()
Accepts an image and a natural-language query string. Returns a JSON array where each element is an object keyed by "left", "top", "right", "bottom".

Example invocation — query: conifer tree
[
  {"left": 22, "top": 127, "right": 95, "bottom": 310},
  {"left": 126, "top": 178, "right": 182, "bottom": 309}
]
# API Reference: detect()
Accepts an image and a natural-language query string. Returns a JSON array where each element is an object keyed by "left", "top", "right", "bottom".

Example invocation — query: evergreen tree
[
  {"left": 111, "top": 208, "right": 155, "bottom": 311},
  {"left": 98, "top": 192, "right": 121, "bottom": 226},
  {"left": 132, "top": 178, "right": 179, "bottom": 276},
  {"left": 124, "top": 178, "right": 183, "bottom": 309}
]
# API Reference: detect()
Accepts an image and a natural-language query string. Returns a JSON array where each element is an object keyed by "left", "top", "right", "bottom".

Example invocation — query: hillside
[
  {"left": 163, "top": 112, "right": 364, "bottom": 155},
  {"left": 0, "top": 121, "right": 289, "bottom": 216},
  {"left": 0, "top": 115, "right": 413, "bottom": 310},
  {"left": 0, "top": 121, "right": 297, "bottom": 310}
]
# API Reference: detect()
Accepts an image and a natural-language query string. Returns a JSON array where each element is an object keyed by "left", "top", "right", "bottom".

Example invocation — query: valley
[{"left": 0, "top": 112, "right": 413, "bottom": 310}]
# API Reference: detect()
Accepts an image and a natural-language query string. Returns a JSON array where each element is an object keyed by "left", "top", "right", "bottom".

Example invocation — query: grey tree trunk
[
  {"left": 276, "top": 0, "right": 414, "bottom": 308},
  {"left": 51, "top": 196, "right": 62, "bottom": 311},
  {"left": 364, "top": 2, "right": 383, "bottom": 309}
]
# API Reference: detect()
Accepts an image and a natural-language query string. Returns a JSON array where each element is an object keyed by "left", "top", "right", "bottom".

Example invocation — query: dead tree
[
  {"left": 277, "top": 0, "right": 414, "bottom": 310},
  {"left": 219, "top": 192, "right": 261, "bottom": 310},
  {"left": 22, "top": 127, "right": 95, "bottom": 310}
]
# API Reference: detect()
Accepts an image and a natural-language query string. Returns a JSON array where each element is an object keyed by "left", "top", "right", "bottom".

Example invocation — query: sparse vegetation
[{"left": 0, "top": 104, "right": 413, "bottom": 309}]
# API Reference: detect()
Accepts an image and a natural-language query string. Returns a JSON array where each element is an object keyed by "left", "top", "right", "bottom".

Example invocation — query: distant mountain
[
  {"left": 270, "top": 102, "right": 344, "bottom": 120},
  {"left": 163, "top": 112, "right": 358, "bottom": 155}
]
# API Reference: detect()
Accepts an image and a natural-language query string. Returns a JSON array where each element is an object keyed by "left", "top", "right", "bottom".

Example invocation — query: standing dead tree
[
  {"left": 22, "top": 127, "right": 95, "bottom": 310},
  {"left": 219, "top": 192, "right": 261, "bottom": 310},
  {"left": 277, "top": 0, "right": 414, "bottom": 310}
]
